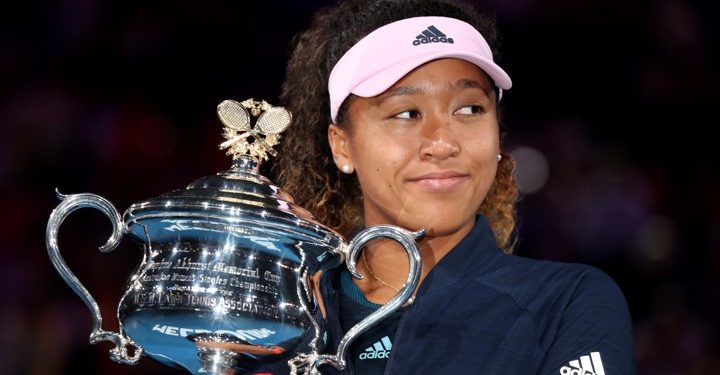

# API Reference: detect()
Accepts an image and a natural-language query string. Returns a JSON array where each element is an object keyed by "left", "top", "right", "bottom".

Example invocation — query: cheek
[
  {"left": 352, "top": 143, "right": 410, "bottom": 195},
  {"left": 359, "top": 149, "right": 405, "bottom": 189},
  {"left": 351, "top": 128, "right": 407, "bottom": 169},
  {"left": 465, "top": 134, "right": 499, "bottom": 161}
]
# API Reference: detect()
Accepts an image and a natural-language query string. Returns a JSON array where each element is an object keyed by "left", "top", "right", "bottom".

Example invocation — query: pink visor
[{"left": 328, "top": 16, "right": 512, "bottom": 122}]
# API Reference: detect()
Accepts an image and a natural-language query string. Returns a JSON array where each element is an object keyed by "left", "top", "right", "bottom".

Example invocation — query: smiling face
[{"left": 328, "top": 58, "right": 501, "bottom": 240}]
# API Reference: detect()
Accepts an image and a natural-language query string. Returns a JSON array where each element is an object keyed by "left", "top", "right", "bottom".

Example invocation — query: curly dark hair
[{"left": 272, "top": 0, "right": 519, "bottom": 253}]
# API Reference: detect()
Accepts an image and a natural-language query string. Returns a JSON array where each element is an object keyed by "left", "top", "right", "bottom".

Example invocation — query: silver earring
[
  {"left": 497, "top": 153, "right": 503, "bottom": 162},
  {"left": 342, "top": 165, "right": 352, "bottom": 174}
]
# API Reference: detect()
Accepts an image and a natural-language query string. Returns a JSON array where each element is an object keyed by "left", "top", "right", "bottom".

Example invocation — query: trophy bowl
[{"left": 46, "top": 99, "right": 422, "bottom": 374}]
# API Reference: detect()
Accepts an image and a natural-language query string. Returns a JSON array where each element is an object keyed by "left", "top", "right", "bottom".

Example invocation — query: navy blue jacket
[{"left": 318, "top": 216, "right": 636, "bottom": 374}]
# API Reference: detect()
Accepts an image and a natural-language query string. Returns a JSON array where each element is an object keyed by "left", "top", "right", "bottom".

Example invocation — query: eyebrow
[
  {"left": 373, "top": 78, "right": 492, "bottom": 106},
  {"left": 374, "top": 85, "right": 423, "bottom": 106},
  {"left": 453, "top": 79, "right": 492, "bottom": 96}
]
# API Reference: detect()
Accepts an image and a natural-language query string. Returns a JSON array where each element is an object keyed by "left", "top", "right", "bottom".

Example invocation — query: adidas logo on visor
[{"left": 413, "top": 25, "right": 454, "bottom": 45}]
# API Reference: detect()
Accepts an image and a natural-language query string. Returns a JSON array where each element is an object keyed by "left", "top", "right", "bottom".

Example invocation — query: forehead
[
  {"left": 379, "top": 58, "right": 495, "bottom": 98},
  {"left": 339, "top": 58, "right": 497, "bottom": 125}
]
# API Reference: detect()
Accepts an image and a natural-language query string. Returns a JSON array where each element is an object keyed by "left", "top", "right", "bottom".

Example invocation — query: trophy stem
[
  {"left": 192, "top": 333, "right": 265, "bottom": 374},
  {"left": 197, "top": 347, "right": 241, "bottom": 374}
]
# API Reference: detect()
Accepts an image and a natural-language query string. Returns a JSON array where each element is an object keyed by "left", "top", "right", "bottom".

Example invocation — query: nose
[{"left": 419, "top": 116, "right": 460, "bottom": 160}]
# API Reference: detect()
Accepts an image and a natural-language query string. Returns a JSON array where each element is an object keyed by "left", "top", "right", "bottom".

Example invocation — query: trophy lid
[{"left": 123, "top": 99, "right": 342, "bottom": 249}]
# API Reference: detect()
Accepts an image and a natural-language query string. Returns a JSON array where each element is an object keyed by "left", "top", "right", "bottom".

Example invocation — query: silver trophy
[{"left": 46, "top": 99, "right": 422, "bottom": 374}]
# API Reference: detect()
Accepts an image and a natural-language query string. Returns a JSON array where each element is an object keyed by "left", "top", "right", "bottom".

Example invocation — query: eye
[
  {"left": 454, "top": 105, "right": 484, "bottom": 115},
  {"left": 393, "top": 109, "right": 421, "bottom": 119}
]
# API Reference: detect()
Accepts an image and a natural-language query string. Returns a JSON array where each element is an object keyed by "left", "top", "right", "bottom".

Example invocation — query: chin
[{"left": 398, "top": 213, "right": 476, "bottom": 238}]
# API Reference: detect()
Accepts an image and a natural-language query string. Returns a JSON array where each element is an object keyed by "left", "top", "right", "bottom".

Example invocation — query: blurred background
[{"left": 1, "top": 0, "right": 718, "bottom": 374}]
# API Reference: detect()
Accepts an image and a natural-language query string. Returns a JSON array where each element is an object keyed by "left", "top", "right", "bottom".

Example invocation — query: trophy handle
[
  {"left": 299, "top": 225, "right": 424, "bottom": 374},
  {"left": 45, "top": 191, "right": 143, "bottom": 365}
]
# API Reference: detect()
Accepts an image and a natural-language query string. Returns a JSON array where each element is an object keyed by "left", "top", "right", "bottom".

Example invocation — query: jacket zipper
[
  {"left": 347, "top": 349, "right": 355, "bottom": 374},
  {"left": 383, "top": 301, "right": 414, "bottom": 375}
]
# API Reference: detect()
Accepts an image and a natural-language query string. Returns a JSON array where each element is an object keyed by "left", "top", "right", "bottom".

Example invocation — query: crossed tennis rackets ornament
[{"left": 218, "top": 98, "right": 292, "bottom": 160}]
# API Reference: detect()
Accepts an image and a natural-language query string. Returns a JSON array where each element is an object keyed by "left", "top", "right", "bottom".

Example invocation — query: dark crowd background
[{"left": 1, "top": 0, "right": 718, "bottom": 374}]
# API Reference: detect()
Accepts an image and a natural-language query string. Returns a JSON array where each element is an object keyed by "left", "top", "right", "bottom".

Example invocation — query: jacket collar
[{"left": 416, "top": 215, "right": 500, "bottom": 296}]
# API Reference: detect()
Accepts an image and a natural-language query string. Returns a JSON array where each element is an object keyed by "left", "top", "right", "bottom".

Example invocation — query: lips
[{"left": 407, "top": 171, "right": 468, "bottom": 190}]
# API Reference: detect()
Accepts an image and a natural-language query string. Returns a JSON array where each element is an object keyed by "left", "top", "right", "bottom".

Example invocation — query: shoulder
[
  {"left": 535, "top": 259, "right": 627, "bottom": 304},
  {"left": 478, "top": 255, "right": 633, "bottom": 343},
  {"left": 481, "top": 253, "right": 627, "bottom": 306}
]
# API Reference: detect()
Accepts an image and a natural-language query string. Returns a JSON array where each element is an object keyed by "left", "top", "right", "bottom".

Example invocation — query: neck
[{"left": 355, "top": 224, "right": 473, "bottom": 304}]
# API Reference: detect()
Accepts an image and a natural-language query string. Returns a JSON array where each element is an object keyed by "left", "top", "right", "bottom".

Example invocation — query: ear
[{"left": 328, "top": 124, "right": 352, "bottom": 171}]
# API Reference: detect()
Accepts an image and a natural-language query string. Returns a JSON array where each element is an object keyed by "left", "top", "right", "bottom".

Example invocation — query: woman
[{"left": 273, "top": 0, "right": 636, "bottom": 374}]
